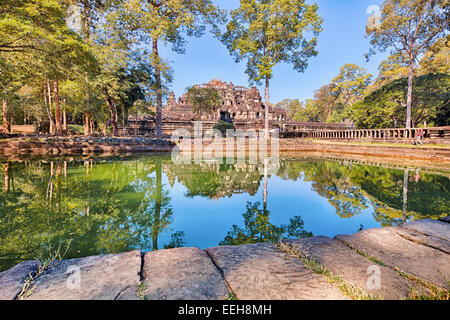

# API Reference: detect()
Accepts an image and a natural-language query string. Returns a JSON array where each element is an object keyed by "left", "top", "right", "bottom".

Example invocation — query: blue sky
[{"left": 159, "top": 0, "right": 388, "bottom": 104}]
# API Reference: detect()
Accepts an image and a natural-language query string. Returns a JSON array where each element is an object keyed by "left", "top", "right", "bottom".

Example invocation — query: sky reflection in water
[{"left": 0, "top": 155, "right": 448, "bottom": 271}]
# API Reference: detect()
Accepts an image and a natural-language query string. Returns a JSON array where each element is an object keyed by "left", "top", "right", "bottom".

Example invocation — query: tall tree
[
  {"left": 185, "top": 86, "right": 222, "bottom": 117},
  {"left": 332, "top": 64, "right": 372, "bottom": 107},
  {"left": 118, "top": 0, "right": 223, "bottom": 139},
  {"left": 275, "top": 98, "right": 324, "bottom": 122},
  {"left": 0, "top": 0, "right": 94, "bottom": 134},
  {"left": 221, "top": 0, "right": 322, "bottom": 138},
  {"left": 367, "top": 0, "right": 448, "bottom": 129},
  {"left": 419, "top": 34, "right": 450, "bottom": 74},
  {"left": 92, "top": 26, "right": 131, "bottom": 137},
  {"left": 371, "top": 53, "right": 409, "bottom": 91},
  {"left": 313, "top": 83, "right": 339, "bottom": 120},
  {"left": 1, "top": 93, "right": 10, "bottom": 133},
  {"left": 78, "top": 0, "right": 104, "bottom": 135},
  {"left": 352, "top": 73, "right": 449, "bottom": 128},
  {"left": 0, "top": 0, "right": 62, "bottom": 133}
]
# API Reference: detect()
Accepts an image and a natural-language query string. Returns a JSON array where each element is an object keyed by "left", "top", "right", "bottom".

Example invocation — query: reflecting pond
[{"left": 1, "top": 155, "right": 449, "bottom": 271}]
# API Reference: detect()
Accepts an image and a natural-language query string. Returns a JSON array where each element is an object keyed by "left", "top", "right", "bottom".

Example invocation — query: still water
[{"left": 1, "top": 155, "right": 449, "bottom": 271}]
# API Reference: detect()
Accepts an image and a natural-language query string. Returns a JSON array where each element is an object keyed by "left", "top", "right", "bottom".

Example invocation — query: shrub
[
  {"left": 213, "top": 120, "right": 235, "bottom": 135},
  {"left": 66, "top": 124, "right": 84, "bottom": 135}
]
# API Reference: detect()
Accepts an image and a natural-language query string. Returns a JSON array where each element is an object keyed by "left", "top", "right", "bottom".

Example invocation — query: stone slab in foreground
[
  {"left": 335, "top": 227, "right": 450, "bottom": 288},
  {"left": 206, "top": 243, "right": 347, "bottom": 300},
  {"left": 392, "top": 226, "right": 450, "bottom": 254},
  {"left": 26, "top": 251, "right": 141, "bottom": 300},
  {"left": 283, "top": 237, "right": 410, "bottom": 300},
  {"left": 142, "top": 247, "right": 229, "bottom": 300},
  {"left": 439, "top": 216, "right": 450, "bottom": 223},
  {"left": 0, "top": 260, "right": 38, "bottom": 300},
  {"left": 401, "top": 219, "right": 450, "bottom": 242}
]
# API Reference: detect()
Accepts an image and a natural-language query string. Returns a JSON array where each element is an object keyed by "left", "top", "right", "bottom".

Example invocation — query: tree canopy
[
  {"left": 352, "top": 73, "right": 449, "bottom": 128},
  {"left": 116, "top": 0, "right": 224, "bottom": 138},
  {"left": 366, "top": 0, "right": 448, "bottom": 128},
  {"left": 185, "top": 86, "right": 222, "bottom": 115},
  {"left": 220, "top": 0, "right": 322, "bottom": 136}
]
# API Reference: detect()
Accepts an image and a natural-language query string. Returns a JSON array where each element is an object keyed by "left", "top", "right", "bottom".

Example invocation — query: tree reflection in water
[
  {"left": 0, "top": 156, "right": 448, "bottom": 272},
  {"left": 220, "top": 202, "right": 313, "bottom": 246}
]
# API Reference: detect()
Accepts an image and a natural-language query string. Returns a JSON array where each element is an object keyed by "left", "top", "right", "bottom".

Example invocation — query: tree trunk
[
  {"left": 2, "top": 97, "right": 10, "bottom": 133},
  {"left": 152, "top": 158, "right": 162, "bottom": 251},
  {"left": 81, "top": 0, "right": 92, "bottom": 137},
  {"left": 53, "top": 79, "right": 63, "bottom": 135},
  {"left": 63, "top": 99, "right": 67, "bottom": 131},
  {"left": 406, "top": 52, "right": 414, "bottom": 129},
  {"left": 402, "top": 169, "right": 408, "bottom": 222},
  {"left": 102, "top": 123, "right": 107, "bottom": 135},
  {"left": 263, "top": 157, "right": 268, "bottom": 212},
  {"left": 264, "top": 76, "right": 270, "bottom": 139},
  {"left": 153, "top": 38, "right": 162, "bottom": 139},
  {"left": 83, "top": 113, "right": 90, "bottom": 136},
  {"left": 44, "top": 79, "right": 55, "bottom": 135},
  {"left": 55, "top": 162, "right": 61, "bottom": 214},
  {"left": 4, "top": 163, "right": 9, "bottom": 192},
  {"left": 46, "top": 78, "right": 55, "bottom": 134},
  {"left": 106, "top": 96, "right": 118, "bottom": 136},
  {"left": 135, "top": 109, "right": 138, "bottom": 136}
]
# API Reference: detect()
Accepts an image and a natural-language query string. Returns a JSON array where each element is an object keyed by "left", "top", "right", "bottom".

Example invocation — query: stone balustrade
[{"left": 300, "top": 126, "right": 450, "bottom": 142}]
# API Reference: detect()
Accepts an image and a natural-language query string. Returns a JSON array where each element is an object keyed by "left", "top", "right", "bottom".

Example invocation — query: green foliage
[
  {"left": 1, "top": 157, "right": 448, "bottom": 271},
  {"left": 366, "top": 0, "right": 448, "bottom": 59},
  {"left": 332, "top": 64, "right": 372, "bottom": 106},
  {"left": 118, "top": 0, "right": 224, "bottom": 54},
  {"left": 213, "top": 120, "right": 235, "bottom": 135},
  {"left": 313, "top": 83, "right": 340, "bottom": 121},
  {"left": 366, "top": 0, "right": 448, "bottom": 128},
  {"left": 185, "top": 86, "right": 222, "bottom": 114},
  {"left": 220, "top": 202, "right": 312, "bottom": 246},
  {"left": 116, "top": 0, "right": 224, "bottom": 136},
  {"left": 371, "top": 53, "right": 409, "bottom": 90},
  {"left": 0, "top": 0, "right": 96, "bottom": 130},
  {"left": 66, "top": 124, "right": 84, "bottom": 135},
  {"left": 163, "top": 231, "right": 187, "bottom": 249},
  {"left": 419, "top": 35, "right": 450, "bottom": 75},
  {"left": 276, "top": 98, "right": 322, "bottom": 122},
  {"left": 0, "top": 0, "right": 89, "bottom": 60},
  {"left": 221, "top": 0, "right": 322, "bottom": 99},
  {"left": 0, "top": 0, "right": 159, "bottom": 134},
  {"left": 352, "top": 73, "right": 450, "bottom": 128},
  {"left": 278, "top": 63, "right": 371, "bottom": 124}
]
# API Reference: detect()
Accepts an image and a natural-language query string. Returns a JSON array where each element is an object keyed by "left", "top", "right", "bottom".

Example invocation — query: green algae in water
[{"left": 0, "top": 155, "right": 448, "bottom": 271}]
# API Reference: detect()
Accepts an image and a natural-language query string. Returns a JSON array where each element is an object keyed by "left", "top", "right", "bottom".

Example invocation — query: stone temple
[
  {"left": 125, "top": 79, "right": 350, "bottom": 136},
  {"left": 164, "top": 79, "right": 287, "bottom": 122}
]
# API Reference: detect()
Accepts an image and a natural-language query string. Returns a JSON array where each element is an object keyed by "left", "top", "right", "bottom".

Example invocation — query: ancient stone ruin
[
  {"left": 124, "top": 79, "right": 351, "bottom": 136},
  {"left": 164, "top": 79, "right": 287, "bottom": 122}
]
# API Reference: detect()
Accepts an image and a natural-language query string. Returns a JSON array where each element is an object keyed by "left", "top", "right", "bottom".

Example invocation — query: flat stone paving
[
  {"left": 390, "top": 226, "right": 450, "bottom": 254},
  {"left": 206, "top": 243, "right": 347, "bottom": 300},
  {"left": 439, "top": 216, "right": 450, "bottom": 223},
  {"left": 283, "top": 237, "right": 411, "bottom": 300},
  {"left": 0, "top": 217, "right": 449, "bottom": 300},
  {"left": 335, "top": 226, "right": 450, "bottom": 288},
  {"left": 27, "top": 251, "right": 141, "bottom": 300},
  {"left": 400, "top": 219, "right": 450, "bottom": 242},
  {"left": 142, "top": 247, "right": 229, "bottom": 300}
]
